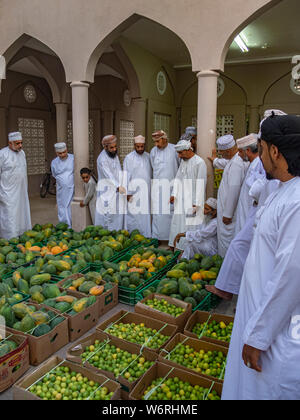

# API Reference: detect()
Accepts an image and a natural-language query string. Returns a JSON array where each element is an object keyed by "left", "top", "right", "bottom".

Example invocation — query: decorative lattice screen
[
  {"left": 191, "top": 115, "right": 234, "bottom": 139},
  {"left": 18, "top": 117, "right": 46, "bottom": 175},
  {"left": 153, "top": 113, "right": 171, "bottom": 137},
  {"left": 216, "top": 115, "right": 234, "bottom": 138},
  {"left": 67, "top": 119, "right": 94, "bottom": 169},
  {"left": 119, "top": 119, "right": 135, "bottom": 163}
]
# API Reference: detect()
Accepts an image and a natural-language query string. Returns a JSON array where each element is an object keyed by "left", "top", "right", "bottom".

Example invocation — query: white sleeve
[
  {"left": 243, "top": 202, "right": 300, "bottom": 351},
  {"left": 223, "top": 162, "right": 245, "bottom": 219},
  {"left": 213, "top": 158, "right": 229, "bottom": 170},
  {"left": 194, "top": 161, "right": 207, "bottom": 206},
  {"left": 51, "top": 160, "right": 57, "bottom": 179},
  {"left": 186, "top": 219, "right": 217, "bottom": 242},
  {"left": 99, "top": 161, "right": 120, "bottom": 189}
]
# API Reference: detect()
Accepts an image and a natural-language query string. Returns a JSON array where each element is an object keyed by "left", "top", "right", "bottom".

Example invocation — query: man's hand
[
  {"left": 118, "top": 186, "right": 126, "bottom": 195},
  {"left": 223, "top": 217, "right": 232, "bottom": 225},
  {"left": 208, "top": 148, "right": 217, "bottom": 163},
  {"left": 127, "top": 195, "right": 133, "bottom": 203},
  {"left": 242, "top": 344, "right": 262, "bottom": 373},
  {"left": 169, "top": 196, "right": 175, "bottom": 204},
  {"left": 174, "top": 233, "right": 185, "bottom": 248},
  {"left": 80, "top": 201, "right": 85, "bottom": 208}
]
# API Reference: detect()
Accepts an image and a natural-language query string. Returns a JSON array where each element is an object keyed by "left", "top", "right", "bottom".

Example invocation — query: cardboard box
[
  {"left": 184, "top": 311, "right": 234, "bottom": 348},
  {"left": 13, "top": 356, "right": 121, "bottom": 400},
  {"left": 135, "top": 293, "right": 192, "bottom": 332},
  {"left": 0, "top": 333, "right": 30, "bottom": 392},
  {"left": 57, "top": 273, "right": 118, "bottom": 318},
  {"left": 96, "top": 310, "right": 178, "bottom": 354},
  {"left": 66, "top": 330, "right": 158, "bottom": 399},
  {"left": 158, "top": 333, "right": 228, "bottom": 384},
  {"left": 7, "top": 302, "right": 69, "bottom": 366},
  {"left": 129, "top": 361, "right": 223, "bottom": 400},
  {"left": 39, "top": 288, "right": 99, "bottom": 342}
]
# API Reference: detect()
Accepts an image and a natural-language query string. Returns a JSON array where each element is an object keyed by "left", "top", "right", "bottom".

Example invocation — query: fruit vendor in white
[
  {"left": 222, "top": 114, "right": 300, "bottom": 400},
  {"left": 206, "top": 111, "right": 285, "bottom": 301},
  {"left": 168, "top": 135, "right": 207, "bottom": 250},
  {"left": 234, "top": 133, "right": 262, "bottom": 235},
  {"left": 174, "top": 198, "right": 218, "bottom": 259},
  {"left": 95, "top": 135, "right": 125, "bottom": 231},
  {"left": 0, "top": 132, "right": 31, "bottom": 239},
  {"left": 51, "top": 142, "right": 74, "bottom": 228},
  {"left": 150, "top": 130, "right": 180, "bottom": 242},
  {"left": 209, "top": 135, "right": 246, "bottom": 257},
  {"left": 123, "top": 135, "right": 152, "bottom": 238}
]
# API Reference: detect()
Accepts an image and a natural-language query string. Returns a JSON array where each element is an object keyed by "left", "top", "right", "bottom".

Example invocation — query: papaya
[
  {"left": 72, "top": 298, "right": 89, "bottom": 313},
  {"left": 12, "top": 321, "right": 22, "bottom": 331},
  {"left": 78, "top": 281, "right": 97, "bottom": 294},
  {"left": 102, "top": 247, "right": 114, "bottom": 261},
  {"left": 0, "top": 253, "right": 5, "bottom": 264},
  {"left": 55, "top": 223, "right": 69, "bottom": 231},
  {"left": 89, "top": 285, "right": 104, "bottom": 296},
  {"left": 2, "top": 277, "right": 14, "bottom": 289},
  {"left": 201, "top": 271, "right": 217, "bottom": 280},
  {"left": 84, "top": 272, "right": 102, "bottom": 285},
  {"left": 43, "top": 298, "right": 57, "bottom": 308},
  {"left": 12, "top": 303, "right": 34, "bottom": 319},
  {"left": 178, "top": 280, "right": 194, "bottom": 298},
  {"left": 0, "top": 304, "right": 16, "bottom": 327},
  {"left": 55, "top": 295, "right": 77, "bottom": 304},
  {"left": 42, "top": 284, "right": 61, "bottom": 299},
  {"left": 30, "top": 311, "right": 50, "bottom": 325},
  {"left": 31, "top": 292, "right": 45, "bottom": 304},
  {"left": 33, "top": 324, "right": 51, "bottom": 337},
  {"left": 0, "top": 296, "right": 6, "bottom": 310},
  {"left": 0, "top": 343, "right": 11, "bottom": 357},
  {"left": 30, "top": 274, "right": 51, "bottom": 286},
  {"left": 50, "top": 317, "right": 65, "bottom": 329},
  {"left": 166, "top": 269, "right": 187, "bottom": 279},
  {"left": 29, "top": 285, "right": 43, "bottom": 295},
  {"left": 23, "top": 266, "right": 38, "bottom": 282},
  {"left": 87, "top": 296, "right": 97, "bottom": 306},
  {"left": 55, "top": 302, "right": 71, "bottom": 313},
  {"left": 157, "top": 281, "right": 178, "bottom": 296},
  {"left": 17, "top": 279, "right": 30, "bottom": 294},
  {"left": 200, "top": 256, "right": 215, "bottom": 270},
  {"left": 12, "top": 271, "right": 22, "bottom": 287},
  {"left": 6, "top": 252, "right": 18, "bottom": 263},
  {"left": 49, "top": 260, "right": 71, "bottom": 272},
  {"left": 71, "top": 277, "right": 86, "bottom": 289},
  {"left": 1, "top": 246, "right": 13, "bottom": 256},
  {"left": 5, "top": 340, "right": 18, "bottom": 352},
  {"left": 184, "top": 297, "right": 197, "bottom": 309},
  {"left": 0, "top": 283, "right": 13, "bottom": 298}
]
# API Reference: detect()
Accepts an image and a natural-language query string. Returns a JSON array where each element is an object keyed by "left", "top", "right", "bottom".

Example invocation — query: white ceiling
[
  {"left": 7, "top": 0, "right": 300, "bottom": 78},
  {"left": 227, "top": 0, "right": 300, "bottom": 63}
]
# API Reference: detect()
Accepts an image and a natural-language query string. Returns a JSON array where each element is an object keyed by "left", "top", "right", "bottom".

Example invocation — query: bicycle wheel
[{"left": 40, "top": 174, "right": 50, "bottom": 198}]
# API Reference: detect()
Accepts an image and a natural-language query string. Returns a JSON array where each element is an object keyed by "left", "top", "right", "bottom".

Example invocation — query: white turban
[
  {"left": 55, "top": 142, "right": 67, "bottom": 152},
  {"left": 185, "top": 126, "right": 197, "bottom": 136},
  {"left": 206, "top": 198, "right": 217, "bottom": 210},
  {"left": 134, "top": 135, "right": 145, "bottom": 144},
  {"left": 174, "top": 139, "right": 192, "bottom": 152},
  {"left": 258, "top": 109, "right": 287, "bottom": 139},
  {"left": 217, "top": 135, "right": 236, "bottom": 151},
  {"left": 237, "top": 133, "right": 258, "bottom": 150},
  {"left": 8, "top": 132, "right": 22, "bottom": 142},
  {"left": 102, "top": 135, "right": 117, "bottom": 147},
  {"left": 152, "top": 130, "right": 167, "bottom": 141}
]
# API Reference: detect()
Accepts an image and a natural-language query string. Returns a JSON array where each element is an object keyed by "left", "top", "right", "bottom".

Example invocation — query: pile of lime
[
  {"left": 167, "top": 344, "right": 226, "bottom": 379},
  {"left": 81, "top": 340, "right": 154, "bottom": 382},
  {"left": 192, "top": 320, "right": 233, "bottom": 343},
  {"left": 144, "top": 298, "right": 185, "bottom": 317},
  {"left": 105, "top": 322, "right": 170, "bottom": 349},
  {"left": 142, "top": 377, "right": 221, "bottom": 400},
  {"left": 28, "top": 366, "right": 114, "bottom": 400}
]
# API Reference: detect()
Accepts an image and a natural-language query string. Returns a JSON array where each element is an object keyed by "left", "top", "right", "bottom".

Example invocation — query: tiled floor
[{"left": 0, "top": 195, "right": 236, "bottom": 400}]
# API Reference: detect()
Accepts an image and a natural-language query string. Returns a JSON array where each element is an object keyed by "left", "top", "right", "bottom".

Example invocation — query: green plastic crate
[
  {"left": 116, "top": 250, "right": 180, "bottom": 306},
  {"left": 137, "top": 278, "right": 219, "bottom": 312},
  {"left": 9, "top": 290, "right": 31, "bottom": 305}
]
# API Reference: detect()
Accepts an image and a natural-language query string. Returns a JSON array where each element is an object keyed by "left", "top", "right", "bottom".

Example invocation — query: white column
[
  {"left": 55, "top": 103, "right": 68, "bottom": 141},
  {"left": 70, "top": 81, "right": 91, "bottom": 231},
  {"left": 248, "top": 105, "right": 260, "bottom": 134},
  {"left": 197, "top": 70, "right": 219, "bottom": 198}
]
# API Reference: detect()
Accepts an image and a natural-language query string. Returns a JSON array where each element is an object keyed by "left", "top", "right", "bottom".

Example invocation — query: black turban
[{"left": 261, "top": 114, "right": 300, "bottom": 176}]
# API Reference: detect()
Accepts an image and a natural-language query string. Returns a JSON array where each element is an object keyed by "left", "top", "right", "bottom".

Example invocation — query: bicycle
[{"left": 40, "top": 169, "right": 56, "bottom": 198}]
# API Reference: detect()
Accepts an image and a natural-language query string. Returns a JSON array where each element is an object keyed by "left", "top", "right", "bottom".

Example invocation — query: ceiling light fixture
[{"left": 234, "top": 34, "right": 249, "bottom": 53}]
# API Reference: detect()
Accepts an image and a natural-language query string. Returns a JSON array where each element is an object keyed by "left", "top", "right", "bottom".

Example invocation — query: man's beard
[
  {"left": 266, "top": 172, "right": 274, "bottom": 180},
  {"left": 106, "top": 150, "right": 117, "bottom": 159},
  {"left": 135, "top": 150, "right": 144, "bottom": 155}
]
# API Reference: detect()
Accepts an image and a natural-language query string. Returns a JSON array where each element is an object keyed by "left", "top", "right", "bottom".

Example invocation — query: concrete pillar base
[{"left": 71, "top": 201, "right": 92, "bottom": 232}]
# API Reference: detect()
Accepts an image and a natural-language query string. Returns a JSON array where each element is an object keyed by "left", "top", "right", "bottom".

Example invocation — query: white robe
[
  {"left": 95, "top": 150, "right": 125, "bottom": 231},
  {"left": 182, "top": 217, "right": 218, "bottom": 259},
  {"left": 0, "top": 147, "right": 31, "bottom": 239},
  {"left": 215, "top": 177, "right": 280, "bottom": 295},
  {"left": 216, "top": 153, "right": 246, "bottom": 257},
  {"left": 168, "top": 154, "right": 207, "bottom": 250},
  {"left": 150, "top": 143, "right": 180, "bottom": 241},
  {"left": 234, "top": 157, "right": 264, "bottom": 236},
  {"left": 222, "top": 177, "right": 300, "bottom": 400},
  {"left": 51, "top": 154, "right": 74, "bottom": 228},
  {"left": 123, "top": 151, "right": 152, "bottom": 238},
  {"left": 83, "top": 177, "right": 97, "bottom": 225}
]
